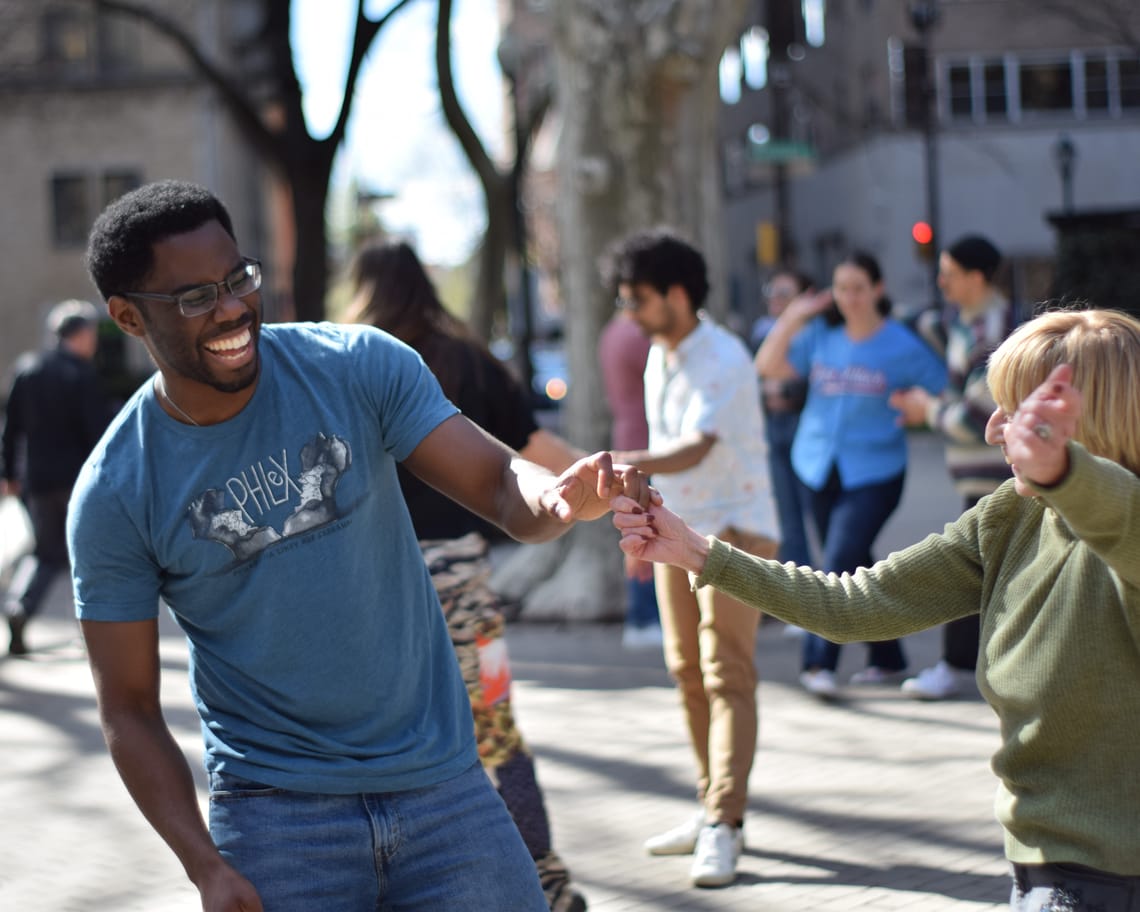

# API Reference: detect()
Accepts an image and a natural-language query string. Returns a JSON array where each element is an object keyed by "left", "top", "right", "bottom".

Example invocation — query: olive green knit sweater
[{"left": 696, "top": 441, "right": 1140, "bottom": 875}]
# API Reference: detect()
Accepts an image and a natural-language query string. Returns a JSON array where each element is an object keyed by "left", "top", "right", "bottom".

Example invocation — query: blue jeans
[
  {"left": 765, "top": 411, "right": 812, "bottom": 567},
  {"left": 801, "top": 467, "right": 906, "bottom": 673},
  {"left": 625, "top": 573, "right": 660, "bottom": 628},
  {"left": 1011, "top": 862, "right": 1140, "bottom": 911},
  {"left": 208, "top": 760, "right": 547, "bottom": 911}
]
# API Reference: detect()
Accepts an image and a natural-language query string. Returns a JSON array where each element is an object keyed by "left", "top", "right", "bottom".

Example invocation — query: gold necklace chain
[{"left": 156, "top": 376, "right": 200, "bottom": 427}]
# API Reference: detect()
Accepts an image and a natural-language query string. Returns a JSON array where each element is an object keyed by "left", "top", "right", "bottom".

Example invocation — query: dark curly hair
[
  {"left": 85, "top": 179, "right": 235, "bottom": 301},
  {"left": 601, "top": 227, "right": 710, "bottom": 312}
]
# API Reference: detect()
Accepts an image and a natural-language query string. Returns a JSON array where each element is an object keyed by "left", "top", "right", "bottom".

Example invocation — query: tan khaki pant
[{"left": 654, "top": 526, "right": 778, "bottom": 825}]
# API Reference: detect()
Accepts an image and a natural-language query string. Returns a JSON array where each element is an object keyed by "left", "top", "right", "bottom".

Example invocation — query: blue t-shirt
[
  {"left": 788, "top": 318, "right": 947, "bottom": 490},
  {"left": 68, "top": 323, "right": 475, "bottom": 794}
]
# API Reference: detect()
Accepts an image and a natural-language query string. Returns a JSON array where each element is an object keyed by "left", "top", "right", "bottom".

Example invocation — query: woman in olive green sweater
[{"left": 612, "top": 308, "right": 1140, "bottom": 910}]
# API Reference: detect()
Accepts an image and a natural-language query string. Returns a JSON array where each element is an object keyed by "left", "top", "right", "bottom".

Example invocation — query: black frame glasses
[{"left": 121, "top": 257, "right": 262, "bottom": 317}]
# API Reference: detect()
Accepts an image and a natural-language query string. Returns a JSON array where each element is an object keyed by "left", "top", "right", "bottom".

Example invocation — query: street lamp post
[
  {"left": 907, "top": 0, "right": 941, "bottom": 298},
  {"left": 1053, "top": 134, "right": 1077, "bottom": 214}
]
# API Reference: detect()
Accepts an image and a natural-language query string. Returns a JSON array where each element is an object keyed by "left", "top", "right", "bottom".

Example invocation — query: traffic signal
[{"left": 911, "top": 220, "right": 936, "bottom": 260}]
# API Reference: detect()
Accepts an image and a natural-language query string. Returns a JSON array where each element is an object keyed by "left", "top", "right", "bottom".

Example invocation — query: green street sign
[{"left": 749, "top": 140, "right": 816, "bottom": 163}]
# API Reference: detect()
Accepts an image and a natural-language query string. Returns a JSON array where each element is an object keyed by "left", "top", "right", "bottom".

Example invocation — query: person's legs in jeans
[
  {"left": 209, "top": 762, "right": 547, "bottom": 912},
  {"left": 821, "top": 471, "right": 907, "bottom": 672},
  {"left": 801, "top": 470, "right": 842, "bottom": 672},
  {"left": 1010, "top": 862, "right": 1140, "bottom": 911},
  {"left": 942, "top": 494, "right": 982, "bottom": 671},
  {"left": 421, "top": 533, "right": 583, "bottom": 911},
  {"left": 766, "top": 413, "right": 812, "bottom": 566}
]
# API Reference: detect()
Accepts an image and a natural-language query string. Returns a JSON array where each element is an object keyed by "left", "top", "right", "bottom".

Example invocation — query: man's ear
[
  {"left": 107, "top": 295, "right": 147, "bottom": 339},
  {"left": 665, "top": 284, "right": 692, "bottom": 314}
]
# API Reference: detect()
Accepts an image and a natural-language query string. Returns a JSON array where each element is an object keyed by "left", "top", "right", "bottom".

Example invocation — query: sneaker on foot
[
  {"left": 901, "top": 660, "right": 961, "bottom": 700},
  {"left": 849, "top": 665, "right": 908, "bottom": 686},
  {"left": 689, "top": 824, "right": 743, "bottom": 887},
  {"left": 644, "top": 809, "right": 705, "bottom": 856},
  {"left": 799, "top": 668, "right": 838, "bottom": 698}
]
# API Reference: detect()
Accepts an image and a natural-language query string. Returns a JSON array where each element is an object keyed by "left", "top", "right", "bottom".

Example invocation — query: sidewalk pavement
[{"left": 0, "top": 433, "right": 1010, "bottom": 910}]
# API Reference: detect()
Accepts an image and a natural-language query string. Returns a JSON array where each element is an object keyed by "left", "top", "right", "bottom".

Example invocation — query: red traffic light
[{"left": 911, "top": 221, "right": 934, "bottom": 246}]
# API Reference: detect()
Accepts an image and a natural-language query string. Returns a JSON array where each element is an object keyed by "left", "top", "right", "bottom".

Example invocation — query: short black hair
[
  {"left": 945, "top": 234, "right": 1002, "bottom": 282},
  {"left": 602, "top": 227, "right": 710, "bottom": 311},
  {"left": 85, "top": 179, "right": 236, "bottom": 301}
]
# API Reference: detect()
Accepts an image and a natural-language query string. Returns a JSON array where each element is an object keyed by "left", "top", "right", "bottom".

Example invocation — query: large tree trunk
[
  {"left": 469, "top": 177, "right": 513, "bottom": 341},
  {"left": 496, "top": 0, "right": 748, "bottom": 622},
  {"left": 288, "top": 163, "right": 332, "bottom": 323}
]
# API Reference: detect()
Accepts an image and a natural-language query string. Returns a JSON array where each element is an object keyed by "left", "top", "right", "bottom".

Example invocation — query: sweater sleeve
[
  {"left": 697, "top": 518, "right": 985, "bottom": 642},
  {"left": 1033, "top": 441, "right": 1140, "bottom": 590}
]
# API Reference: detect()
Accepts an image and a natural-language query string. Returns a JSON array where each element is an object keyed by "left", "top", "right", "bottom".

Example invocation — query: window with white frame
[{"left": 942, "top": 50, "right": 1140, "bottom": 124}]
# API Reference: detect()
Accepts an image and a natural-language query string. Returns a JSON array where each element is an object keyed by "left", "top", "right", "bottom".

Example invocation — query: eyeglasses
[{"left": 122, "top": 258, "right": 262, "bottom": 317}]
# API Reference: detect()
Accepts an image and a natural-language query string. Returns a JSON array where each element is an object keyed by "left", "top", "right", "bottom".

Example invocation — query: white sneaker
[
  {"left": 901, "top": 660, "right": 961, "bottom": 700},
  {"left": 799, "top": 668, "right": 838, "bottom": 698},
  {"left": 689, "top": 824, "right": 743, "bottom": 887},
  {"left": 645, "top": 810, "right": 705, "bottom": 855},
  {"left": 622, "top": 623, "right": 664, "bottom": 651}
]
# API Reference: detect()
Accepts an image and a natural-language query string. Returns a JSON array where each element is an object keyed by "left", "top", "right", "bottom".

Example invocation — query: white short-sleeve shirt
[{"left": 644, "top": 318, "right": 779, "bottom": 540}]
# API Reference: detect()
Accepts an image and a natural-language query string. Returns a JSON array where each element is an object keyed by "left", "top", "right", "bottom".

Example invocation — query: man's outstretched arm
[{"left": 402, "top": 414, "right": 651, "bottom": 542}]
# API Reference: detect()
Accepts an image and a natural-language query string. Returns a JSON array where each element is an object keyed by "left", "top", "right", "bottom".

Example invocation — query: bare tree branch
[
  {"left": 329, "top": 0, "right": 419, "bottom": 150},
  {"left": 435, "top": 0, "right": 499, "bottom": 189}
]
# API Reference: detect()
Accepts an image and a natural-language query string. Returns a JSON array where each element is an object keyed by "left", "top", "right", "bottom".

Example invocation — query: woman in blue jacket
[{"left": 756, "top": 251, "right": 946, "bottom": 697}]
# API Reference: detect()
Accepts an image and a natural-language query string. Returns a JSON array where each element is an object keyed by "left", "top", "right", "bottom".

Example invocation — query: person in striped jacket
[{"left": 890, "top": 234, "right": 1018, "bottom": 699}]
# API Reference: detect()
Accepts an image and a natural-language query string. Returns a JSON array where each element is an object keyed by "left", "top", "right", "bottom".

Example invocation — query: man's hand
[
  {"left": 888, "top": 386, "right": 934, "bottom": 428},
  {"left": 197, "top": 860, "right": 264, "bottom": 912},
  {"left": 610, "top": 494, "right": 709, "bottom": 576},
  {"left": 539, "top": 453, "right": 654, "bottom": 523}
]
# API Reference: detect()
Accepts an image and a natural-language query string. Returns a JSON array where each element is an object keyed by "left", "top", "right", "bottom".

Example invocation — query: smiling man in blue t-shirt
[{"left": 70, "top": 180, "right": 648, "bottom": 912}]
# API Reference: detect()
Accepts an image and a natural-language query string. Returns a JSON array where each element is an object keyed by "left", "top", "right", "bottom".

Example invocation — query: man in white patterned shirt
[{"left": 603, "top": 228, "right": 779, "bottom": 888}]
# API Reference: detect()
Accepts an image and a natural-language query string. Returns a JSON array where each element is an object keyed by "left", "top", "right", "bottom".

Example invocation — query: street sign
[{"left": 749, "top": 139, "right": 816, "bottom": 163}]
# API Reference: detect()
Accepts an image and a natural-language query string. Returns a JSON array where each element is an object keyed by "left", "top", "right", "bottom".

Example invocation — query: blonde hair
[{"left": 987, "top": 308, "right": 1140, "bottom": 475}]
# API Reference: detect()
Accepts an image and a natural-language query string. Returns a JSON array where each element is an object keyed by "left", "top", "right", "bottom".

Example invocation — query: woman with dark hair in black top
[{"left": 348, "top": 240, "right": 587, "bottom": 912}]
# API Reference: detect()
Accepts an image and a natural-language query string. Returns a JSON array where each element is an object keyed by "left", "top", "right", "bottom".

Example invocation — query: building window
[
  {"left": 102, "top": 170, "right": 141, "bottom": 206},
  {"left": 50, "top": 168, "right": 142, "bottom": 248},
  {"left": 42, "top": 7, "right": 93, "bottom": 75},
  {"left": 983, "top": 61, "right": 1007, "bottom": 117},
  {"left": 51, "top": 174, "right": 90, "bottom": 246},
  {"left": 940, "top": 51, "right": 1138, "bottom": 124},
  {"left": 1120, "top": 57, "right": 1140, "bottom": 110},
  {"left": 947, "top": 64, "right": 972, "bottom": 119},
  {"left": 1019, "top": 60, "right": 1073, "bottom": 114},
  {"left": 1085, "top": 57, "right": 1110, "bottom": 112}
]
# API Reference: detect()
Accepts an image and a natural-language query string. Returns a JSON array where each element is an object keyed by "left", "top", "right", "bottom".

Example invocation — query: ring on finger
[{"left": 1033, "top": 423, "right": 1052, "bottom": 441}]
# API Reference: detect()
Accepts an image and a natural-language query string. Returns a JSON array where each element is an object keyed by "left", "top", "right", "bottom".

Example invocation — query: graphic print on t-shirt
[
  {"left": 186, "top": 432, "right": 353, "bottom": 562},
  {"left": 810, "top": 363, "right": 888, "bottom": 398}
]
